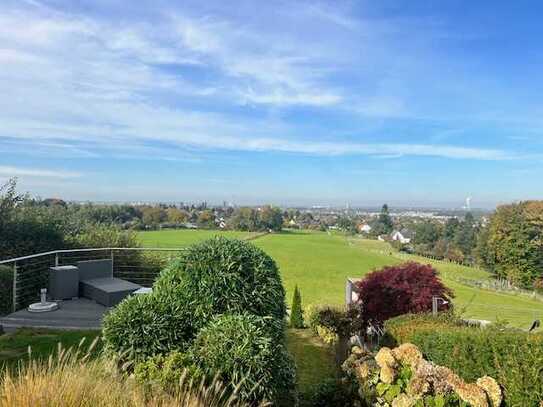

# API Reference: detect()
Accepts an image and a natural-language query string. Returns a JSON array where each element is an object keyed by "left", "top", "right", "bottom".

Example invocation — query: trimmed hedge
[
  {"left": 384, "top": 313, "right": 543, "bottom": 406},
  {"left": 382, "top": 312, "right": 463, "bottom": 347},
  {"left": 192, "top": 313, "right": 296, "bottom": 405}
]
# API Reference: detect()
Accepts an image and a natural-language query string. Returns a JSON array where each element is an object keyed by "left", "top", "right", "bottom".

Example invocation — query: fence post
[
  {"left": 111, "top": 249, "right": 115, "bottom": 276},
  {"left": 55, "top": 252, "right": 59, "bottom": 267},
  {"left": 12, "top": 262, "right": 18, "bottom": 313}
]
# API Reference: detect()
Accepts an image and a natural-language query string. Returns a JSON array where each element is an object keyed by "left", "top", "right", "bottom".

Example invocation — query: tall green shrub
[{"left": 289, "top": 285, "right": 304, "bottom": 328}]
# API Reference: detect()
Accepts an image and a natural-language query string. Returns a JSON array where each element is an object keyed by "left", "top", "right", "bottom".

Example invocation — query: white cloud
[
  {"left": 0, "top": 1, "right": 536, "bottom": 165},
  {"left": 0, "top": 166, "right": 82, "bottom": 179}
]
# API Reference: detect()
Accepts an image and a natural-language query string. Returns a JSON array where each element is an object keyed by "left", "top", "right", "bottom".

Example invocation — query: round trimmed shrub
[
  {"left": 103, "top": 238, "right": 287, "bottom": 368},
  {"left": 102, "top": 292, "right": 194, "bottom": 365},
  {"left": 192, "top": 313, "right": 296, "bottom": 405},
  {"left": 154, "top": 237, "right": 286, "bottom": 329}
]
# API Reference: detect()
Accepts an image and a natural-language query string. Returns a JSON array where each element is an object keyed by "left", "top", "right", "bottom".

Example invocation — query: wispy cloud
[
  {"left": 0, "top": 0, "right": 540, "bottom": 171},
  {"left": 0, "top": 166, "right": 82, "bottom": 179}
]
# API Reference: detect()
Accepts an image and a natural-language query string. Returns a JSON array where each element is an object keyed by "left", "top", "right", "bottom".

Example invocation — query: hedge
[
  {"left": 382, "top": 312, "right": 464, "bottom": 346},
  {"left": 384, "top": 313, "right": 543, "bottom": 406}
]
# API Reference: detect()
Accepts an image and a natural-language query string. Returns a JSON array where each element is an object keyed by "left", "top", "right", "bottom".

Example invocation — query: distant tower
[{"left": 465, "top": 197, "right": 472, "bottom": 211}]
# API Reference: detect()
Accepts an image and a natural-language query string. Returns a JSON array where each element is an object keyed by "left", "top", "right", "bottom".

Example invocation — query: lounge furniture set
[{"left": 48, "top": 259, "right": 148, "bottom": 307}]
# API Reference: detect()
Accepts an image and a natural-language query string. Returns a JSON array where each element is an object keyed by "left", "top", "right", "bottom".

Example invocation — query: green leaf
[
  {"left": 376, "top": 382, "right": 390, "bottom": 396},
  {"left": 384, "top": 384, "right": 401, "bottom": 402}
]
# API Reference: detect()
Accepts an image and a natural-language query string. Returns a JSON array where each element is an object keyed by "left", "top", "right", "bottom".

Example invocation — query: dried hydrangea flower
[
  {"left": 414, "top": 360, "right": 454, "bottom": 395},
  {"left": 375, "top": 347, "right": 397, "bottom": 368},
  {"left": 392, "top": 343, "right": 423, "bottom": 369},
  {"left": 450, "top": 377, "right": 489, "bottom": 407},
  {"left": 356, "top": 360, "right": 372, "bottom": 380},
  {"left": 391, "top": 393, "right": 417, "bottom": 407},
  {"left": 380, "top": 364, "right": 396, "bottom": 384},
  {"left": 406, "top": 375, "right": 430, "bottom": 397},
  {"left": 477, "top": 376, "right": 502, "bottom": 407}
]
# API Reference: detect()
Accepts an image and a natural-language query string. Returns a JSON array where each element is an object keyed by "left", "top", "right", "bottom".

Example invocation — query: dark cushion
[
  {"left": 77, "top": 259, "right": 113, "bottom": 281},
  {"left": 79, "top": 277, "right": 141, "bottom": 307}
]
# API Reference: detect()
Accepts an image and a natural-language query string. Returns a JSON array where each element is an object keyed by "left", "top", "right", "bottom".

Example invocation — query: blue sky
[{"left": 1, "top": 0, "right": 542, "bottom": 207}]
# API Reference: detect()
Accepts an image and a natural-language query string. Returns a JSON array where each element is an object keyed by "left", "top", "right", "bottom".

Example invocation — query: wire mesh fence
[{"left": 0, "top": 248, "right": 185, "bottom": 313}]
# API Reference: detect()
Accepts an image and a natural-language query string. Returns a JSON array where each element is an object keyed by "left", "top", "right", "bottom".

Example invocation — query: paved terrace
[{"left": 0, "top": 298, "right": 107, "bottom": 332}]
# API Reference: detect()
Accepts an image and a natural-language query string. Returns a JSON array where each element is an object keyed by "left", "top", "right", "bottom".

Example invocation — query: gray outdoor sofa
[{"left": 77, "top": 259, "right": 141, "bottom": 307}]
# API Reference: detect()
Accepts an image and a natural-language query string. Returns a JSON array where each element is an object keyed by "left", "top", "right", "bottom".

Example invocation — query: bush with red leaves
[{"left": 355, "top": 262, "right": 453, "bottom": 325}]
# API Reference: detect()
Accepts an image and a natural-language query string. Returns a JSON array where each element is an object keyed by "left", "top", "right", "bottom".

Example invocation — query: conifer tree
[{"left": 289, "top": 285, "right": 304, "bottom": 328}]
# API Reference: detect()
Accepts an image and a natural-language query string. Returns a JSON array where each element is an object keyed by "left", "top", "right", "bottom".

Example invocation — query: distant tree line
[
  {"left": 409, "top": 213, "right": 478, "bottom": 264},
  {"left": 228, "top": 206, "right": 283, "bottom": 232},
  {"left": 389, "top": 200, "right": 543, "bottom": 290},
  {"left": 0, "top": 178, "right": 140, "bottom": 260},
  {"left": 0, "top": 178, "right": 287, "bottom": 259}
]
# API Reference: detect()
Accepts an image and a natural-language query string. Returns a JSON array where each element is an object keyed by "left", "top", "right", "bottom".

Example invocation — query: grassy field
[
  {"left": 138, "top": 229, "right": 543, "bottom": 328},
  {"left": 138, "top": 229, "right": 254, "bottom": 247}
]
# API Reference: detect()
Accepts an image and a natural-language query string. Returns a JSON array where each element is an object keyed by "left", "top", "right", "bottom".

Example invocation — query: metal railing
[{"left": 0, "top": 247, "right": 186, "bottom": 313}]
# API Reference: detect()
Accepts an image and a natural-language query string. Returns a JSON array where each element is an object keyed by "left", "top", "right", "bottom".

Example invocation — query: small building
[
  {"left": 358, "top": 223, "right": 372, "bottom": 233},
  {"left": 390, "top": 229, "right": 413, "bottom": 244}
]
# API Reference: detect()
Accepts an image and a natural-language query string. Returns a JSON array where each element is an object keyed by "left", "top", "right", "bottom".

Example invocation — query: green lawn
[
  {"left": 138, "top": 228, "right": 543, "bottom": 328},
  {"left": 286, "top": 329, "right": 337, "bottom": 396},
  {"left": 0, "top": 329, "right": 101, "bottom": 371},
  {"left": 137, "top": 229, "right": 254, "bottom": 248},
  {"left": 254, "top": 231, "right": 393, "bottom": 306}
]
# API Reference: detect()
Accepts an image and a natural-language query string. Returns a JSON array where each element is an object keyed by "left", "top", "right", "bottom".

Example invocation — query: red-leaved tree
[{"left": 355, "top": 262, "right": 453, "bottom": 325}]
